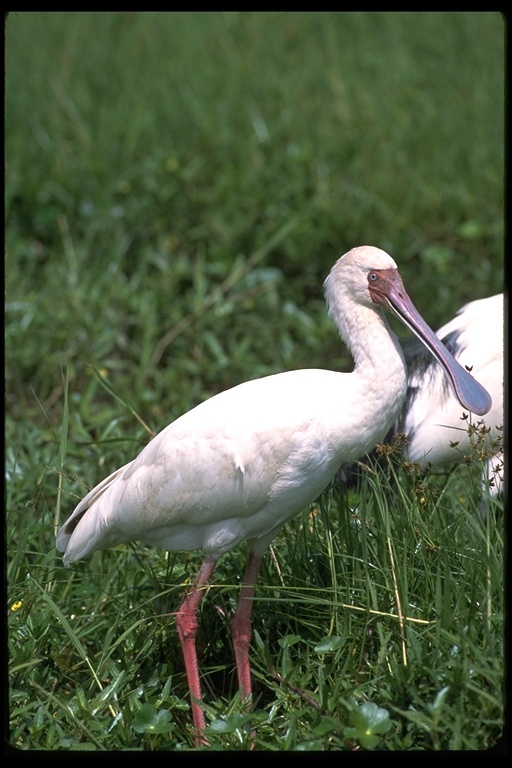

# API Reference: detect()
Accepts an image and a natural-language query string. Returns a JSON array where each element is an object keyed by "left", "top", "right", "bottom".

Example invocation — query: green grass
[{"left": 6, "top": 12, "right": 504, "bottom": 751}]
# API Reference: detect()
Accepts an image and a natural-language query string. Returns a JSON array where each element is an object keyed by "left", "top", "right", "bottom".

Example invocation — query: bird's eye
[{"left": 369, "top": 272, "right": 379, "bottom": 282}]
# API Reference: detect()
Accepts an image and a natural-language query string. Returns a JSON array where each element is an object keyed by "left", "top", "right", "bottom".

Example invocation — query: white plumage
[
  {"left": 56, "top": 245, "right": 492, "bottom": 745},
  {"left": 396, "top": 294, "right": 503, "bottom": 496},
  {"left": 60, "top": 367, "right": 404, "bottom": 564}
]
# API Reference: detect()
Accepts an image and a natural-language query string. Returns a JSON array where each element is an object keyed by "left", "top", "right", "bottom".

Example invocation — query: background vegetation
[{"left": 6, "top": 12, "right": 504, "bottom": 752}]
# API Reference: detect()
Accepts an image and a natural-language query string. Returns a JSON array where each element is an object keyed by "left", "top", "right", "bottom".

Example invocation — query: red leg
[
  {"left": 230, "top": 551, "right": 263, "bottom": 702},
  {"left": 175, "top": 557, "right": 217, "bottom": 747}
]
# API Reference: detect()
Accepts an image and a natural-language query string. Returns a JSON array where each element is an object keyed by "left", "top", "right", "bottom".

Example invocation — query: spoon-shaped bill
[{"left": 369, "top": 269, "right": 492, "bottom": 417}]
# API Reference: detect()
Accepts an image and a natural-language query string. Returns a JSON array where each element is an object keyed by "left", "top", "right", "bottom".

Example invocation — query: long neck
[
  {"left": 334, "top": 299, "right": 406, "bottom": 373},
  {"left": 331, "top": 299, "right": 409, "bottom": 443}
]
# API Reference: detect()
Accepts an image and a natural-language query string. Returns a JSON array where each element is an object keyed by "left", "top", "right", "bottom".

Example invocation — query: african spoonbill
[
  {"left": 396, "top": 293, "right": 503, "bottom": 498},
  {"left": 56, "top": 245, "right": 492, "bottom": 745},
  {"left": 339, "top": 294, "right": 503, "bottom": 503}
]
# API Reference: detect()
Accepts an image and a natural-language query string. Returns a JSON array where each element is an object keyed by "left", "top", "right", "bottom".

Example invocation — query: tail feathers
[{"left": 56, "top": 463, "right": 129, "bottom": 563}]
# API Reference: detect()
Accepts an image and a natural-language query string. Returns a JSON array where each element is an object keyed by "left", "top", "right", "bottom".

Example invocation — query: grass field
[{"left": 6, "top": 12, "right": 505, "bottom": 751}]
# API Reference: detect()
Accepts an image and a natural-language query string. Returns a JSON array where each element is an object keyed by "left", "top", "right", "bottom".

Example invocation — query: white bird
[
  {"left": 395, "top": 294, "right": 503, "bottom": 498},
  {"left": 56, "top": 245, "right": 492, "bottom": 746},
  {"left": 339, "top": 294, "right": 504, "bottom": 501}
]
